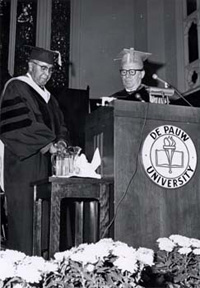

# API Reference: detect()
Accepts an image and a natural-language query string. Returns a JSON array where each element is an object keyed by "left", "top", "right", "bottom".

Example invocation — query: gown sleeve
[{"left": 0, "top": 80, "right": 60, "bottom": 159}]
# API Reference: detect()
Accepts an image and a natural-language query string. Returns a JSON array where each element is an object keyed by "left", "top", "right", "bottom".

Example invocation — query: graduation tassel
[{"left": 54, "top": 50, "right": 62, "bottom": 66}]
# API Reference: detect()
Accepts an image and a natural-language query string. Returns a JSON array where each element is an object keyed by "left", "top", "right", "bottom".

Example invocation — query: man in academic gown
[
  {"left": 110, "top": 47, "right": 178, "bottom": 104},
  {"left": 0, "top": 47, "right": 70, "bottom": 255},
  {"left": 111, "top": 47, "right": 152, "bottom": 102}
]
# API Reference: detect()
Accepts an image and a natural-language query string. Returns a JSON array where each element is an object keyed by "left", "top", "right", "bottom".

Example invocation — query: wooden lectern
[{"left": 85, "top": 100, "right": 200, "bottom": 250}]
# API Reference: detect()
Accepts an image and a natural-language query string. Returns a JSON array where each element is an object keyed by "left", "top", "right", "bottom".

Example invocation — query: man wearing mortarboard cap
[
  {"left": 110, "top": 47, "right": 152, "bottom": 102},
  {"left": 0, "top": 46, "right": 70, "bottom": 255}
]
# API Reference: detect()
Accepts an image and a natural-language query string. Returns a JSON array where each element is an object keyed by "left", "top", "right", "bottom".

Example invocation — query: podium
[{"left": 85, "top": 100, "right": 200, "bottom": 250}]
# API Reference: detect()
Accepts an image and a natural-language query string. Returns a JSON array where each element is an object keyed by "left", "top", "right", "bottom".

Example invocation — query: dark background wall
[
  {"left": 1, "top": 0, "right": 199, "bottom": 102},
  {"left": 69, "top": 0, "right": 182, "bottom": 99}
]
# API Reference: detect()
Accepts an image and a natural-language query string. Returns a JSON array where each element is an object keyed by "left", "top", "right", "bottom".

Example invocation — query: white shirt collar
[{"left": 26, "top": 73, "right": 51, "bottom": 103}]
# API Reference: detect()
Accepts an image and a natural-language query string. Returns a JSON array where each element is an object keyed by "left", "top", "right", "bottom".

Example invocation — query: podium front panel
[{"left": 85, "top": 100, "right": 200, "bottom": 249}]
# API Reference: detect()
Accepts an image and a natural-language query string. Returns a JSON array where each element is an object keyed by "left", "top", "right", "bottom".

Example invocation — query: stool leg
[
  {"left": 33, "top": 199, "right": 42, "bottom": 256},
  {"left": 89, "top": 201, "right": 98, "bottom": 242},
  {"left": 1, "top": 193, "right": 8, "bottom": 249},
  {"left": 75, "top": 202, "right": 83, "bottom": 246}
]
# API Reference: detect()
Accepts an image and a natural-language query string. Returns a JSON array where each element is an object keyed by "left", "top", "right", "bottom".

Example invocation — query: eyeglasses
[
  {"left": 31, "top": 61, "right": 54, "bottom": 74},
  {"left": 120, "top": 69, "right": 143, "bottom": 76}
]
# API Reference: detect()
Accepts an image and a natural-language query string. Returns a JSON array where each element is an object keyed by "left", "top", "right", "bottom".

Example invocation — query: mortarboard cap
[
  {"left": 115, "top": 47, "right": 152, "bottom": 69},
  {"left": 27, "top": 46, "right": 62, "bottom": 66}
]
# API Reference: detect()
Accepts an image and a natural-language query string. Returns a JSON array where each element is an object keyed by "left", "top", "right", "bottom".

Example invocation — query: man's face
[
  {"left": 120, "top": 62, "right": 145, "bottom": 91},
  {"left": 28, "top": 60, "right": 53, "bottom": 87}
]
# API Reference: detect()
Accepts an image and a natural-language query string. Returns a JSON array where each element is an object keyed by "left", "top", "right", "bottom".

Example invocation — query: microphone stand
[
  {"left": 153, "top": 74, "right": 193, "bottom": 107},
  {"left": 167, "top": 83, "right": 193, "bottom": 107}
]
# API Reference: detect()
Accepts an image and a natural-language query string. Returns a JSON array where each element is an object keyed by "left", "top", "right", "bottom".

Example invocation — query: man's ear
[
  {"left": 28, "top": 61, "right": 33, "bottom": 72},
  {"left": 141, "top": 70, "right": 145, "bottom": 79}
]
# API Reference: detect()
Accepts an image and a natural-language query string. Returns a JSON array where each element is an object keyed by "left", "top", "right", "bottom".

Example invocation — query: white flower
[
  {"left": 13, "top": 284, "right": 24, "bottom": 288},
  {"left": 54, "top": 250, "right": 72, "bottom": 262},
  {"left": 76, "top": 243, "right": 88, "bottom": 250},
  {"left": 88, "top": 242, "right": 111, "bottom": 260},
  {"left": 71, "top": 241, "right": 116, "bottom": 265},
  {"left": 193, "top": 248, "right": 200, "bottom": 255},
  {"left": 112, "top": 243, "right": 136, "bottom": 259},
  {"left": 0, "top": 249, "right": 26, "bottom": 264},
  {"left": 169, "top": 235, "right": 192, "bottom": 247},
  {"left": 0, "top": 259, "right": 16, "bottom": 281},
  {"left": 21, "top": 255, "right": 46, "bottom": 270},
  {"left": 178, "top": 247, "right": 192, "bottom": 255},
  {"left": 136, "top": 247, "right": 154, "bottom": 266},
  {"left": 42, "top": 261, "right": 58, "bottom": 273},
  {"left": 113, "top": 256, "right": 138, "bottom": 273},
  {"left": 98, "top": 238, "right": 114, "bottom": 244},
  {"left": 70, "top": 246, "right": 98, "bottom": 265},
  {"left": 86, "top": 263, "right": 95, "bottom": 272},
  {"left": 97, "top": 238, "right": 115, "bottom": 249},
  {"left": 54, "top": 251, "right": 65, "bottom": 262},
  {"left": 157, "top": 237, "right": 176, "bottom": 252},
  {"left": 15, "top": 264, "right": 42, "bottom": 283},
  {"left": 18, "top": 256, "right": 58, "bottom": 277},
  {"left": 86, "top": 238, "right": 116, "bottom": 260},
  {"left": 54, "top": 247, "right": 77, "bottom": 262},
  {"left": 190, "top": 238, "right": 200, "bottom": 248}
]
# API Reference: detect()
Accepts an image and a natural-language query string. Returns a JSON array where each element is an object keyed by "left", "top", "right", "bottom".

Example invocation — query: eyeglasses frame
[
  {"left": 120, "top": 68, "right": 143, "bottom": 76},
  {"left": 31, "top": 61, "right": 54, "bottom": 74}
]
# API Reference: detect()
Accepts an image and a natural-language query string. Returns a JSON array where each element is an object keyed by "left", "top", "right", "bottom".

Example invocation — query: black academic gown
[
  {"left": 0, "top": 78, "right": 70, "bottom": 255},
  {"left": 111, "top": 84, "right": 150, "bottom": 102}
]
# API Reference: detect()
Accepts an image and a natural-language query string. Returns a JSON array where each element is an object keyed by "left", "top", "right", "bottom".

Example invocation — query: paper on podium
[
  {"left": 75, "top": 148, "right": 101, "bottom": 179},
  {"left": 91, "top": 147, "right": 101, "bottom": 171}
]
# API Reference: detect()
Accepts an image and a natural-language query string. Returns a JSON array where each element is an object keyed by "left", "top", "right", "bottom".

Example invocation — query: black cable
[{"left": 101, "top": 102, "right": 150, "bottom": 238}]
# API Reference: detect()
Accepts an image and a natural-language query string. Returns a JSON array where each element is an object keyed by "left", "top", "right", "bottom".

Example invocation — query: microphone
[
  {"left": 135, "top": 93, "right": 145, "bottom": 102},
  {"left": 152, "top": 74, "right": 169, "bottom": 88},
  {"left": 152, "top": 74, "right": 193, "bottom": 107}
]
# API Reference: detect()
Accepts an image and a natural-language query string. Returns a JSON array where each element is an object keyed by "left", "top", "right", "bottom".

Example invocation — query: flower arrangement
[
  {"left": 147, "top": 235, "right": 200, "bottom": 288},
  {"left": 0, "top": 238, "right": 154, "bottom": 288},
  {"left": 0, "top": 250, "right": 58, "bottom": 288},
  {"left": 2, "top": 235, "right": 200, "bottom": 288}
]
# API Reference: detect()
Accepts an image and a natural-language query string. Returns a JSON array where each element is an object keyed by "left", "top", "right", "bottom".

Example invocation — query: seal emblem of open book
[{"left": 141, "top": 125, "right": 197, "bottom": 189}]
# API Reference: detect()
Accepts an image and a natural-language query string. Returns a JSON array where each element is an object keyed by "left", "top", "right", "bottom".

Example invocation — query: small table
[{"left": 32, "top": 177, "right": 114, "bottom": 258}]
